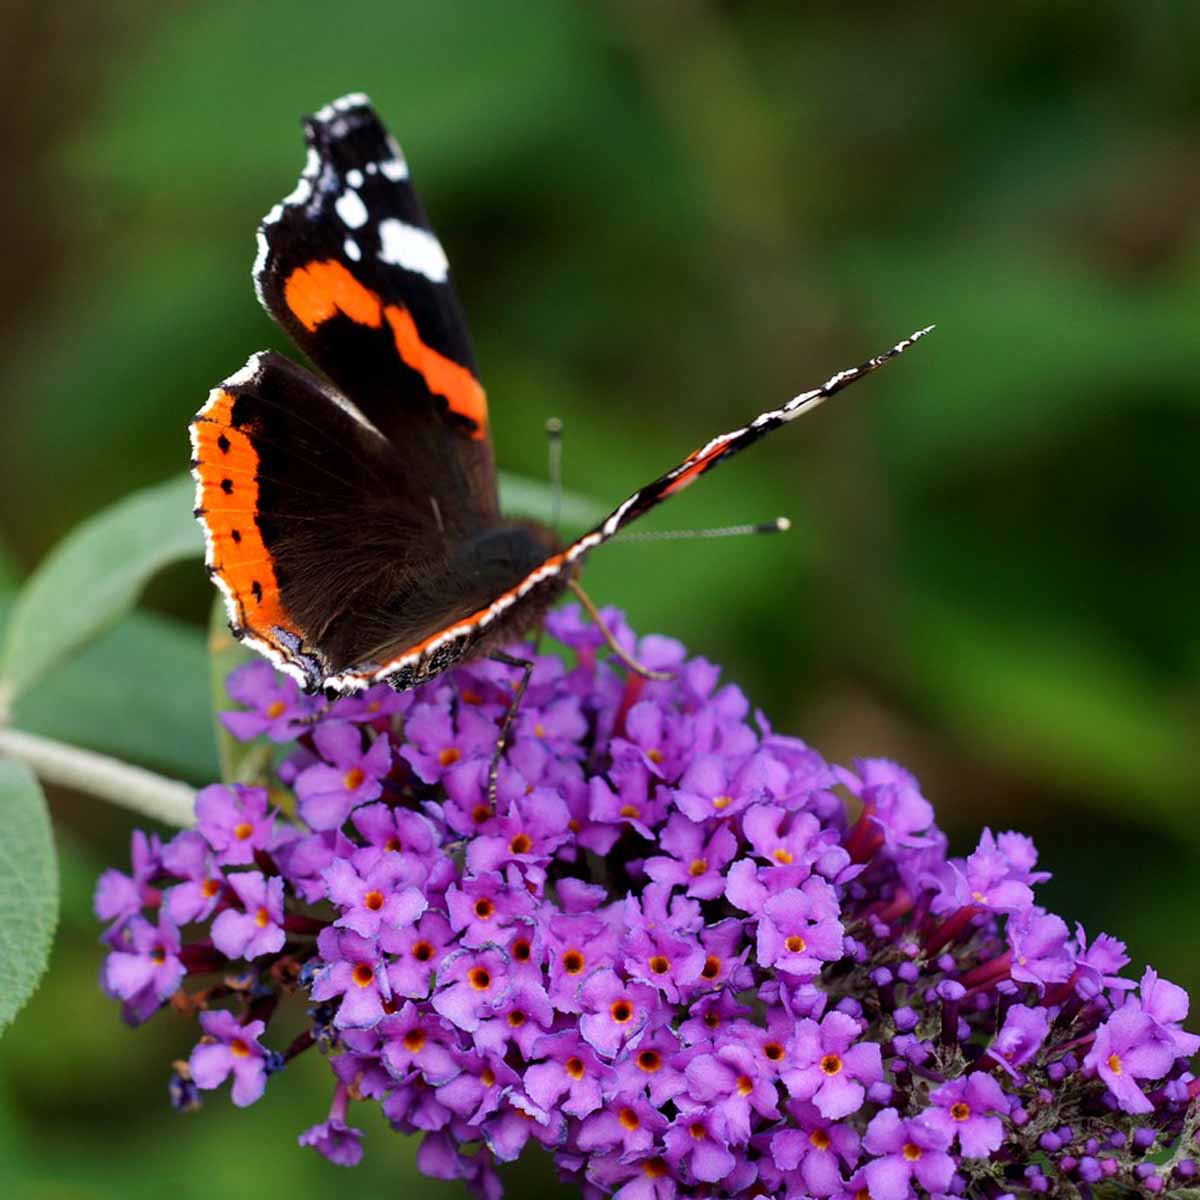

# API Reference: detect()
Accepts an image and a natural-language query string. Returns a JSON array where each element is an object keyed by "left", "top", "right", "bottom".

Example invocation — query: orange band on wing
[
  {"left": 193, "top": 390, "right": 297, "bottom": 637},
  {"left": 662, "top": 443, "right": 727, "bottom": 497},
  {"left": 383, "top": 305, "right": 488, "bottom": 436},
  {"left": 283, "top": 259, "right": 488, "bottom": 438},
  {"left": 285, "top": 260, "right": 383, "bottom": 331}
]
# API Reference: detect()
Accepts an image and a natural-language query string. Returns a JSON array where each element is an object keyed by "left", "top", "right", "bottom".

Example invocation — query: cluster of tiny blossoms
[{"left": 95, "top": 608, "right": 1200, "bottom": 1198}]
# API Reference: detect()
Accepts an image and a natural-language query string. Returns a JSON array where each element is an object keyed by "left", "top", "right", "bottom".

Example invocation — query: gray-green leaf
[
  {"left": 0, "top": 475, "right": 201, "bottom": 703},
  {"left": 0, "top": 761, "right": 58, "bottom": 1035}
]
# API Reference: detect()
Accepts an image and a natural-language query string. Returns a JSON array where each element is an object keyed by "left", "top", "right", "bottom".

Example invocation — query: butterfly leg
[
  {"left": 487, "top": 649, "right": 535, "bottom": 806},
  {"left": 568, "top": 579, "right": 673, "bottom": 681}
]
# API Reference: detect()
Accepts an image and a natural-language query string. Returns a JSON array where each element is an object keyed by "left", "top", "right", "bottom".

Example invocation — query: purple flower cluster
[{"left": 95, "top": 609, "right": 1200, "bottom": 1197}]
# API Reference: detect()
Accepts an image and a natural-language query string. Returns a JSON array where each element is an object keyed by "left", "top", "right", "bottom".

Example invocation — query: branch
[{"left": 0, "top": 727, "right": 195, "bottom": 827}]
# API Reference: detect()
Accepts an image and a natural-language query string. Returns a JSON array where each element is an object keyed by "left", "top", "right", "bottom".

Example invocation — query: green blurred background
[{"left": 2, "top": 2, "right": 1198, "bottom": 1195}]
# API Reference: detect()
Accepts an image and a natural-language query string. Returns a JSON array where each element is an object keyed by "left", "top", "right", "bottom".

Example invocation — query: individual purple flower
[
  {"left": 928, "top": 1072, "right": 1011, "bottom": 1157},
  {"left": 322, "top": 855, "right": 426, "bottom": 939},
  {"left": 754, "top": 877, "right": 846, "bottom": 979},
  {"left": 431, "top": 945, "right": 512, "bottom": 1033},
  {"left": 861, "top": 1106, "right": 956, "bottom": 1200},
  {"left": 588, "top": 760, "right": 670, "bottom": 839},
  {"left": 465, "top": 787, "right": 572, "bottom": 876},
  {"left": 578, "top": 1090, "right": 669, "bottom": 1159},
  {"left": 1072, "top": 923, "right": 1135, "bottom": 1000},
  {"left": 643, "top": 813, "right": 738, "bottom": 900},
  {"left": 1007, "top": 908, "right": 1073, "bottom": 992},
  {"left": 299, "top": 1085, "right": 364, "bottom": 1167},
  {"left": 782, "top": 1010, "right": 882, "bottom": 1119},
  {"left": 983, "top": 1003, "right": 1050, "bottom": 1076},
  {"left": 210, "top": 870, "right": 286, "bottom": 960},
  {"left": 101, "top": 912, "right": 185, "bottom": 1024},
  {"left": 578, "top": 968, "right": 659, "bottom": 1060},
  {"left": 160, "top": 830, "right": 226, "bottom": 925},
  {"left": 381, "top": 910, "right": 455, "bottom": 999},
  {"left": 621, "top": 888, "right": 706, "bottom": 1003},
  {"left": 401, "top": 701, "right": 497, "bottom": 785},
  {"left": 294, "top": 722, "right": 392, "bottom": 831},
  {"left": 310, "top": 927, "right": 391, "bottom": 1030},
  {"left": 94, "top": 830, "right": 161, "bottom": 929},
  {"left": 194, "top": 783, "right": 274, "bottom": 866},
  {"left": 189, "top": 1009, "right": 271, "bottom": 1106},
  {"left": 445, "top": 869, "right": 536, "bottom": 948},
  {"left": 1083, "top": 1002, "right": 1177, "bottom": 1114},
  {"left": 351, "top": 802, "right": 440, "bottom": 866},
  {"left": 222, "top": 659, "right": 316, "bottom": 742},
  {"left": 683, "top": 1042, "right": 779, "bottom": 1143},
  {"left": 673, "top": 750, "right": 787, "bottom": 823},
  {"left": 663, "top": 1105, "right": 736, "bottom": 1184},
  {"left": 377, "top": 1002, "right": 461, "bottom": 1085},
  {"left": 434, "top": 1050, "right": 519, "bottom": 1125},
  {"left": 766, "top": 1101, "right": 861, "bottom": 1198},
  {"left": 1137, "top": 967, "right": 1200, "bottom": 1058},
  {"left": 940, "top": 827, "right": 1037, "bottom": 916},
  {"left": 524, "top": 1030, "right": 613, "bottom": 1119}
]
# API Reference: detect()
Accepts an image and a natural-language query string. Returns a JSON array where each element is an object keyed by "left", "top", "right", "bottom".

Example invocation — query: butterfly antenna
[
  {"left": 568, "top": 578, "right": 673, "bottom": 681},
  {"left": 546, "top": 417, "right": 564, "bottom": 534},
  {"left": 614, "top": 516, "right": 791, "bottom": 543}
]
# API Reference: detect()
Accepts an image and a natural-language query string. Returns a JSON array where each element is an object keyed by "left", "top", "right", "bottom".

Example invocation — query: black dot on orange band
[
  {"left": 220, "top": 478, "right": 233, "bottom": 494},
  {"left": 251, "top": 581, "right": 263, "bottom": 602},
  {"left": 217, "top": 434, "right": 231, "bottom": 453},
  {"left": 231, "top": 529, "right": 242, "bottom": 543}
]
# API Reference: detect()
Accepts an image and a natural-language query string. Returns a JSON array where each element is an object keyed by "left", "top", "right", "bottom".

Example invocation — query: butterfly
[{"left": 191, "top": 93, "right": 929, "bottom": 698}]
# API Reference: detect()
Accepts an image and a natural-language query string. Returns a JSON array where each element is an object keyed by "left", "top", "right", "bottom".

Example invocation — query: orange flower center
[
  {"left": 785, "top": 935, "right": 807, "bottom": 954},
  {"left": 508, "top": 832, "right": 532, "bottom": 856},
  {"left": 1108, "top": 1053, "right": 1123, "bottom": 1075},
  {"left": 637, "top": 1050, "right": 662, "bottom": 1073},
  {"left": 511, "top": 938, "right": 531, "bottom": 962},
  {"left": 404, "top": 1029, "right": 426, "bottom": 1052},
  {"left": 736, "top": 1074, "right": 753, "bottom": 1096},
  {"left": 951, "top": 1101, "right": 971, "bottom": 1121},
  {"left": 480, "top": 1068, "right": 496, "bottom": 1087},
  {"left": 351, "top": 963, "right": 374, "bottom": 988},
  {"left": 565, "top": 1056, "right": 585, "bottom": 1080},
  {"left": 533, "top": 722, "right": 546, "bottom": 738},
  {"left": 820, "top": 1053, "right": 843, "bottom": 1076},
  {"left": 643, "top": 1157, "right": 667, "bottom": 1179},
  {"left": 619, "top": 1107, "right": 640, "bottom": 1130},
  {"left": 649, "top": 955, "right": 670, "bottom": 975},
  {"left": 507, "top": 1010, "right": 527, "bottom": 1028},
  {"left": 412, "top": 940, "right": 434, "bottom": 962},
  {"left": 809, "top": 1129, "right": 831, "bottom": 1151},
  {"left": 687, "top": 858, "right": 708, "bottom": 877},
  {"left": 364, "top": 890, "right": 385, "bottom": 912},
  {"left": 343, "top": 767, "right": 365, "bottom": 791},
  {"left": 610, "top": 1000, "right": 633, "bottom": 1024},
  {"left": 266, "top": 701, "right": 286, "bottom": 719},
  {"left": 618, "top": 804, "right": 640, "bottom": 819},
  {"left": 763, "top": 1041, "right": 784, "bottom": 1061},
  {"left": 438, "top": 747, "right": 461, "bottom": 767},
  {"left": 647, "top": 748, "right": 664, "bottom": 765},
  {"left": 712, "top": 794, "right": 733, "bottom": 810},
  {"left": 254, "top": 906, "right": 270, "bottom": 928},
  {"left": 468, "top": 967, "right": 492, "bottom": 991},
  {"left": 474, "top": 898, "right": 495, "bottom": 920},
  {"left": 384, "top": 836, "right": 402, "bottom": 852},
  {"left": 689, "top": 1121, "right": 707, "bottom": 1140},
  {"left": 701, "top": 955, "right": 720, "bottom": 980},
  {"left": 201, "top": 878, "right": 221, "bottom": 898},
  {"left": 471, "top": 804, "right": 492, "bottom": 825},
  {"left": 233, "top": 821, "right": 253, "bottom": 841},
  {"left": 150, "top": 947, "right": 166, "bottom": 965},
  {"left": 230, "top": 1038, "right": 250, "bottom": 1058},
  {"left": 902, "top": 1142, "right": 922, "bottom": 1162},
  {"left": 772, "top": 847, "right": 794, "bottom": 864},
  {"left": 563, "top": 950, "right": 585, "bottom": 975}
]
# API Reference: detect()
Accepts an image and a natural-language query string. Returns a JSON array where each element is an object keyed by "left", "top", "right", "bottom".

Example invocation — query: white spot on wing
[
  {"left": 344, "top": 237, "right": 362, "bottom": 261},
  {"left": 335, "top": 189, "right": 368, "bottom": 229},
  {"left": 346, "top": 168, "right": 363, "bottom": 187},
  {"left": 380, "top": 157, "right": 408, "bottom": 182},
  {"left": 377, "top": 219, "right": 448, "bottom": 281}
]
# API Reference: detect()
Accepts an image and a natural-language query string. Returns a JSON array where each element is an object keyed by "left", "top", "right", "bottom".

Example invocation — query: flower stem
[{"left": 0, "top": 726, "right": 195, "bottom": 827}]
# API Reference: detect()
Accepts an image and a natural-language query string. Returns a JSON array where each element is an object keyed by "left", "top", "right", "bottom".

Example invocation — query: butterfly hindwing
[{"left": 254, "top": 92, "right": 498, "bottom": 527}]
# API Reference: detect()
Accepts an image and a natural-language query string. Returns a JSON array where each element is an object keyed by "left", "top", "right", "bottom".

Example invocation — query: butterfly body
[{"left": 191, "top": 93, "right": 928, "bottom": 695}]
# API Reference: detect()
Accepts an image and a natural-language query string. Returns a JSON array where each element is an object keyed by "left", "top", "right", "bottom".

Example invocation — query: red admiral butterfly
[{"left": 191, "top": 93, "right": 929, "bottom": 697}]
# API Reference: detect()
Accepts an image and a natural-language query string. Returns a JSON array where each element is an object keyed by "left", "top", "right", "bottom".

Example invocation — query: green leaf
[
  {"left": 498, "top": 471, "right": 606, "bottom": 529},
  {"left": 0, "top": 761, "right": 58, "bottom": 1035},
  {"left": 0, "top": 475, "right": 200, "bottom": 703},
  {"left": 13, "top": 609, "right": 218, "bottom": 785}
]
